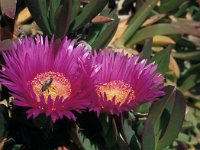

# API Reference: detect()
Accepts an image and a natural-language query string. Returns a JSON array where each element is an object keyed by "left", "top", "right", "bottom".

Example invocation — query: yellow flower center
[
  {"left": 31, "top": 71, "right": 71, "bottom": 101},
  {"left": 96, "top": 80, "right": 135, "bottom": 104}
]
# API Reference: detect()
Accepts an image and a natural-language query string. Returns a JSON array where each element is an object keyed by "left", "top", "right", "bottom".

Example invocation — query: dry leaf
[
  {"left": 0, "top": 138, "right": 7, "bottom": 150},
  {"left": 169, "top": 55, "right": 180, "bottom": 78},
  {"left": 56, "top": 146, "right": 69, "bottom": 150},
  {"left": 108, "top": 46, "right": 139, "bottom": 57},
  {"left": 153, "top": 35, "right": 175, "bottom": 46},
  {"left": 16, "top": 7, "right": 32, "bottom": 24},
  {"left": 92, "top": 15, "right": 114, "bottom": 23},
  {"left": 110, "top": 19, "right": 128, "bottom": 44},
  {"left": 142, "top": 14, "right": 166, "bottom": 27}
]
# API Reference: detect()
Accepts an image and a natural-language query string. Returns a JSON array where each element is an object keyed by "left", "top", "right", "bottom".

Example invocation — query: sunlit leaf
[
  {"left": 169, "top": 56, "right": 180, "bottom": 78},
  {"left": 114, "top": 0, "right": 159, "bottom": 46},
  {"left": 142, "top": 14, "right": 166, "bottom": 27},
  {"left": 152, "top": 35, "right": 175, "bottom": 46},
  {"left": 127, "top": 21, "right": 200, "bottom": 46},
  {"left": 16, "top": 7, "right": 31, "bottom": 25},
  {"left": 78, "top": 133, "right": 98, "bottom": 150}
]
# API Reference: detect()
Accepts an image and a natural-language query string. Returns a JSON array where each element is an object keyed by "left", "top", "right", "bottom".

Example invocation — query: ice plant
[
  {"left": 0, "top": 36, "right": 90, "bottom": 122},
  {"left": 90, "top": 51, "right": 165, "bottom": 115}
]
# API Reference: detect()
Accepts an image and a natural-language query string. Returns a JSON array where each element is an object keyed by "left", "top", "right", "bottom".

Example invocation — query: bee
[{"left": 41, "top": 78, "right": 53, "bottom": 92}]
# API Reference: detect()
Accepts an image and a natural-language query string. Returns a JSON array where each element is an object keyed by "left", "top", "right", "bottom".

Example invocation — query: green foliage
[
  {"left": 142, "top": 86, "right": 186, "bottom": 150},
  {"left": 114, "top": 0, "right": 159, "bottom": 46},
  {"left": 25, "top": 0, "right": 118, "bottom": 49},
  {"left": 1, "top": 0, "right": 199, "bottom": 149},
  {"left": 151, "top": 45, "right": 172, "bottom": 74},
  {"left": 126, "top": 21, "right": 200, "bottom": 47},
  {"left": 85, "top": 9, "right": 119, "bottom": 49}
]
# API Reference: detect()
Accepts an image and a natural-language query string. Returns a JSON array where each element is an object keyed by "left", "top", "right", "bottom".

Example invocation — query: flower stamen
[
  {"left": 96, "top": 80, "right": 135, "bottom": 104},
  {"left": 31, "top": 71, "right": 71, "bottom": 101}
]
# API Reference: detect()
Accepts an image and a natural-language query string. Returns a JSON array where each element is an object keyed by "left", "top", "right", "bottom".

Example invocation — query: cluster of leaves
[
  {"left": 110, "top": 0, "right": 200, "bottom": 149},
  {"left": 1, "top": 0, "right": 199, "bottom": 149}
]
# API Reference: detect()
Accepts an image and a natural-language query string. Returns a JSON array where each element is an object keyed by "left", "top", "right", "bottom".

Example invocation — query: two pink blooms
[{"left": 0, "top": 36, "right": 165, "bottom": 122}]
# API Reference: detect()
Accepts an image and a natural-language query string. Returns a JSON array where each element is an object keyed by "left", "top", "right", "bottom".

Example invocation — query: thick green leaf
[
  {"left": 142, "top": 86, "right": 186, "bottom": 150},
  {"left": 71, "top": 0, "right": 80, "bottom": 22},
  {"left": 77, "top": 129, "right": 98, "bottom": 150},
  {"left": 172, "top": 51, "right": 200, "bottom": 61},
  {"left": 99, "top": 114, "right": 119, "bottom": 149},
  {"left": 127, "top": 21, "right": 200, "bottom": 46},
  {"left": 114, "top": 0, "right": 159, "bottom": 46},
  {"left": 159, "top": 0, "right": 186, "bottom": 13},
  {"left": 151, "top": 45, "right": 172, "bottom": 74},
  {"left": 180, "top": 74, "right": 198, "bottom": 91},
  {"left": 122, "top": 119, "right": 141, "bottom": 150},
  {"left": 179, "top": 64, "right": 200, "bottom": 91},
  {"left": 142, "top": 119, "right": 156, "bottom": 150},
  {"left": 111, "top": 136, "right": 130, "bottom": 150},
  {"left": 135, "top": 102, "right": 151, "bottom": 113},
  {"left": 176, "top": 132, "right": 198, "bottom": 145},
  {"left": 86, "top": 27, "right": 101, "bottom": 46},
  {"left": 174, "top": 1, "right": 190, "bottom": 17},
  {"left": 26, "top": 0, "right": 52, "bottom": 35},
  {"left": 140, "top": 38, "right": 153, "bottom": 61},
  {"left": 49, "top": 0, "right": 61, "bottom": 32},
  {"left": 0, "top": 104, "right": 9, "bottom": 141},
  {"left": 90, "top": 10, "right": 119, "bottom": 49},
  {"left": 142, "top": 86, "right": 174, "bottom": 150},
  {"left": 71, "top": 0, "right": 109, "bottom": 31},
  {"left": 54, "top": 0, "right": 72, "bottom": 38},
  {"left": 129, "top": 133, "right": 141, "bottom": 150},
  {"left": 146, "top": 86, "right": 175, "bottom": 126},
  {"left": 123, "top": 120, "right": 135, "bottom": 144},
  {"left": 156, "top": 89, "right": 186, "bottom": 150}
]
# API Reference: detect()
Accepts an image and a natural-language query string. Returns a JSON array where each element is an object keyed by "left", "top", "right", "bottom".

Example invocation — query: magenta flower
[
  {"left": 89, "top": 51, "right": 165, "bottom": 115},
  {"left": 0, "top": 36, "right": 90, "bottom": 122}
]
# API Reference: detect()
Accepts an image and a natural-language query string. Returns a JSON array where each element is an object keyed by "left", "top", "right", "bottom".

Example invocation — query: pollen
[
  {"left": 96, "top": 80, "right": 135, "bottom": 104},
  {"left": 31, "top": 71, "right": 71, "bottom": 101}
]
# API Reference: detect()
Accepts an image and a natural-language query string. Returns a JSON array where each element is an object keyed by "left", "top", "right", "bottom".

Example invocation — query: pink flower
[
  {"left": 89, "top": 51, "right": 165, "bottom": 115},
  {"left": 0, "top": 36, "right": 91, "bottom": 122}
]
